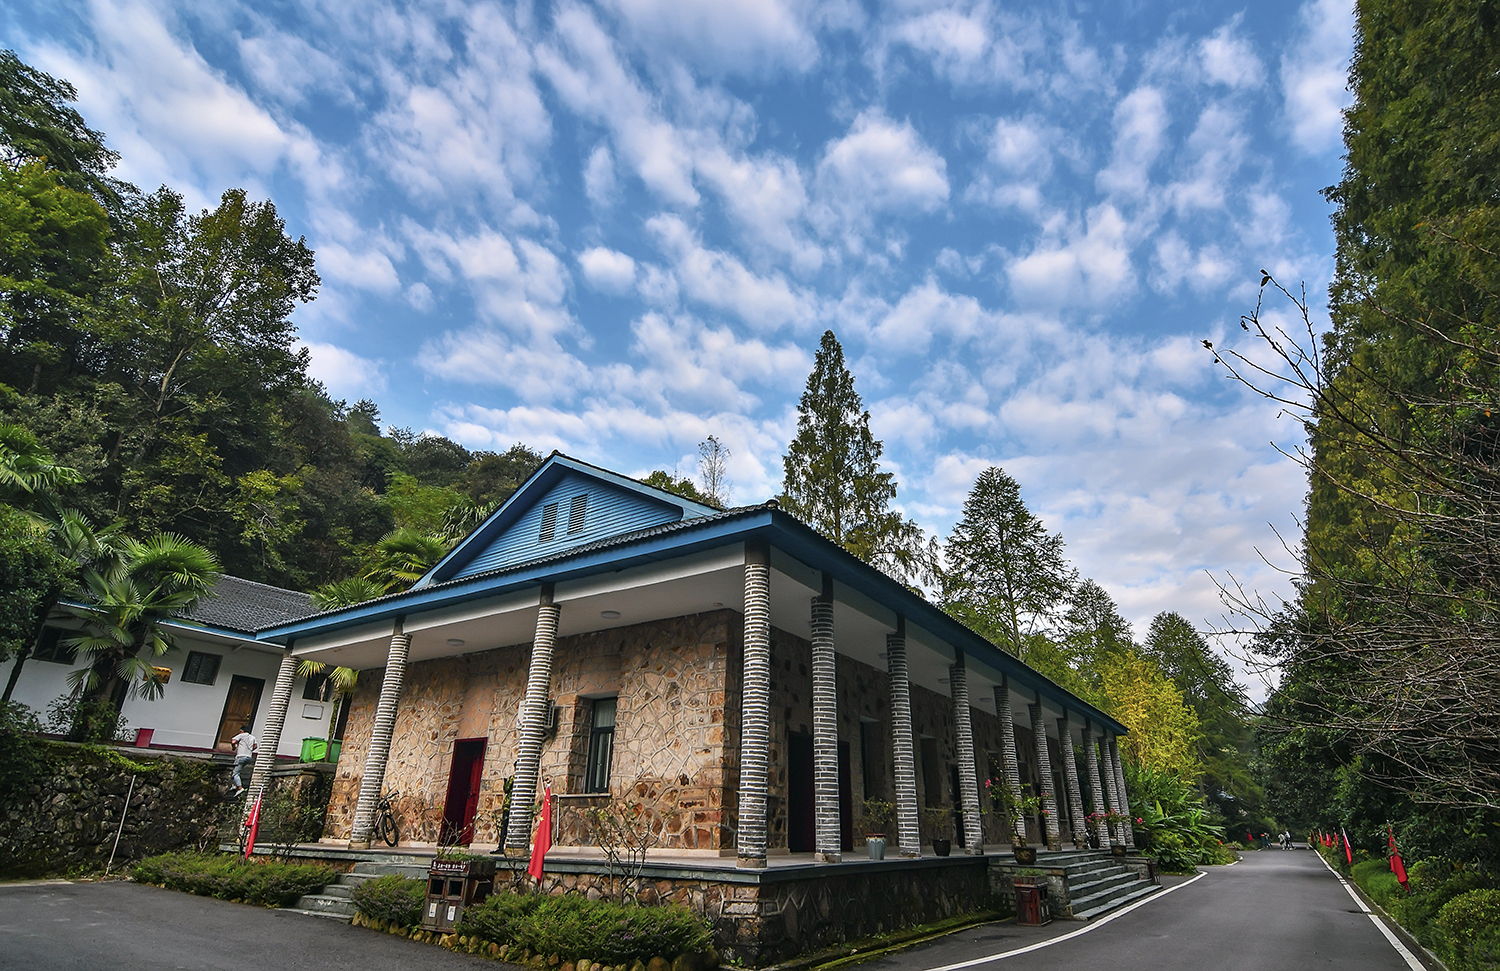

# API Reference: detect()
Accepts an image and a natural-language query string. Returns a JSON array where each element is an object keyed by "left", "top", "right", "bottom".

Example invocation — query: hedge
[
  {"left": 1438, "top": 889, "right": 1500, "bottom": 971},
  {"left": 131, "top": 850, "right": 335, "bottom": 907},
  {"left": 455, "top": 893, "right": 712, "bottom": 965},
  {"left": 350, "top": 874, "right": 427, "bottom": 927}
]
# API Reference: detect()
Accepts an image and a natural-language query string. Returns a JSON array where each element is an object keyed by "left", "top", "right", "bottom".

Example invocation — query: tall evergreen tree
[
  {"left": 940, "top": 466, "right": 1077, "bottom": 658},
  {"left": 781, "top": 330, "right": 932, "bottom": 585}
]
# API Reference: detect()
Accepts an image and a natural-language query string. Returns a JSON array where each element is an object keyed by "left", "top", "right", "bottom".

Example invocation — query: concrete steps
[
  {"left": 282, "top": 859, "right": 433, "bottom": 923},
  {"left": 1057, "top": 855, "right": 1161, "bottom": 920}
]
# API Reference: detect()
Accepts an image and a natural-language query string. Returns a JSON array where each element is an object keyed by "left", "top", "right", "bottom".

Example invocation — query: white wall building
[{"left": 1, "top": 576, "right": 336, "bottom": 761}]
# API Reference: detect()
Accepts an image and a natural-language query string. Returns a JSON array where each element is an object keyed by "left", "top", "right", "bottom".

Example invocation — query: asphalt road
[
  {"left": 0, "top": 851, "right": 1429, "bottom": 971},
  {"left": 0, "top": 880, "right": 495, "bottom": 971},
  {"left": 867, "top": 848, "right": 1430, "bottom": 971}
]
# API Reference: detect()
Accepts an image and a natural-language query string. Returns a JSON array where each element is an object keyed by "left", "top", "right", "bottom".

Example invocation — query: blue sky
[{"left": 4, "top": 0, "right": 1355, "bottom": 693}]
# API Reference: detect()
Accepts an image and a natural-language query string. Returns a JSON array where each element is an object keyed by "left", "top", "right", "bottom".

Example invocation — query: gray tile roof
[{"left": 180, "top": 575, "right": 318, "bottom": 633}]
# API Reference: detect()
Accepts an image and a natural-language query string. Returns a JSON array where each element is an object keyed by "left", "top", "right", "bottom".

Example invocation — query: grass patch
[{"left": 131, "top": 850, "right": 334, "bottom": 907}]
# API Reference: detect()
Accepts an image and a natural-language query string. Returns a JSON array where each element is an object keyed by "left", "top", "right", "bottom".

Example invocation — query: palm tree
[
  {"left": 1, "top": 509, "right": 124, "bottom": 705},
  {"left": 0, "top": 424, "right": 83, "bottom": 515},
  {"left": 362, "top": 527, "right": 453, "bottom": 593},
  {"left": 64, "top": 532, "right": 218, "bottom": 740},
  {"left": 299, "top": 575, "right": 385, "bottom": 741}
]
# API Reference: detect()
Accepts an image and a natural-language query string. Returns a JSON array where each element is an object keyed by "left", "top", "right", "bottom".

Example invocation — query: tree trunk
[{"left": 2, "top": 601, "right": 59, "bottom": 705}]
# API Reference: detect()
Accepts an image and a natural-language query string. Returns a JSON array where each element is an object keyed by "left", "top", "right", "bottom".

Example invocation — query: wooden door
[
  {"left": 442, "top": 738, "right": 488, "bottom": 845},
  {"left": 215, "top": 676, "right": 264, "bottom": 750}
]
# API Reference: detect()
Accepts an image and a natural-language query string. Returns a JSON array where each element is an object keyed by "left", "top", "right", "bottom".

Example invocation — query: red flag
[
  {"left": 1341, "top": 827, "right": 1353, "bottom": 864},
  {"left": 527, "top": 783, "right": 552, "bottom": 882},
  {"left": 243, "top": 791, "right": 264, "bottom": 860},
  {"left": 1387, "top": 828, "right": 1408, "bottom": 891}
]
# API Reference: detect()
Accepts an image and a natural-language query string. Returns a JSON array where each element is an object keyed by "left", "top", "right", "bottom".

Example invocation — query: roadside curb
[{"left": 765, "top": 911, "right": 1012, "bottom": 971}]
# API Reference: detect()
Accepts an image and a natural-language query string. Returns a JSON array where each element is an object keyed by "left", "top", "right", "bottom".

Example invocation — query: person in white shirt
[{"left": 230, "top": 725, "right": 257, "bottom": 795}]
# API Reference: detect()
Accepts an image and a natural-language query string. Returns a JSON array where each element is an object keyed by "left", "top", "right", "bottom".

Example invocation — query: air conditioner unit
[{"left": 544, "top": 702, "right": 560, "bottom": 733}]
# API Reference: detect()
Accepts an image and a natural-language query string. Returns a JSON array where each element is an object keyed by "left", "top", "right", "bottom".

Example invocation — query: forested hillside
[
  {"left": 1217, "top": 0, "right": 1500, "bottom": 868},
  {"left": 0, "top": 51, "right": 541, "bottom": 593}
]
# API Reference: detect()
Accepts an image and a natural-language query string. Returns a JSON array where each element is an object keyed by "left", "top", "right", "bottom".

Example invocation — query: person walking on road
[{"left": 230, "top": 724, "right": 257, "bottom": 796}]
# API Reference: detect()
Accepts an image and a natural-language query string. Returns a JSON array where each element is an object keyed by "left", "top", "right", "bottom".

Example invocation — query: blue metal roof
[{"left": 253, "top": 496, "right": 1127, "bottom": 735}]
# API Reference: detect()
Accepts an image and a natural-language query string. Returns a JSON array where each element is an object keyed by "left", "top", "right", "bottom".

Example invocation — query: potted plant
[
  {"left": 922, "top": 805, "right": 953, "bottom": 857},
  {"left": 989, "top": 778, "right": 1042, "bottom": 865},
  {"left": 859, "top": 798, "right": 894, "bottom": 860},
  {"left": 1102, "top": 810, "right": 1131, "bottom": 856},
  {"left": 1085, "top": 812, "right": 1105, "bottom": 849}
]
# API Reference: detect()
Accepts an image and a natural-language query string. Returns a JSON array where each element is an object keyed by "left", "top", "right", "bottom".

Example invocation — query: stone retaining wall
[
  {"left": 493, "top": 857, "right": 994, "bottom": 966},
  {"left": 0, "top": 742, "right": 230, "bottom": 877}
]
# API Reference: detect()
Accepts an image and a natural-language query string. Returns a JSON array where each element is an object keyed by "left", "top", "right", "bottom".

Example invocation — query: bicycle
[{"left": 373, "top": 792, "right": 399, "bottom": 847}]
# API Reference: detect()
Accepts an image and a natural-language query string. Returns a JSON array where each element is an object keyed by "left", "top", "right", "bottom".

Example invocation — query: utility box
[
  {"left": 1013, "top": 879, "right": 1052, "bottom": 926},
  {"left": 421, "top": 857, "right": 495, "bottom": 932}
]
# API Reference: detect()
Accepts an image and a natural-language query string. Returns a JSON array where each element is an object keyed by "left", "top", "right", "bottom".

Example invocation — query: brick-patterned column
[
  {"left": 1100, "top": 731, "right": 1126, "bottom": 848},
  {"left": 949, "top": 663, "right": 983, "bottom": 855},
  {"left": 350, "top": 621, "right": 411, "bottom": 847},
  {"left": 886, "top": 625, "right": 921, "bottom": 858},
  {"left": 1083, "top": 727, "right": 1111, "bottom": 848},
  {"left": 993, "top": 681, "right": 1026, "bottom": 844},
  {"left": 1057, "top": 715, "right": 1087, "bottom": 850},
  {"left": 505, "top": 587, "right": 560, "bottom": 851},
  {"left": 736, "top": 542, "right": 772, "bottom": 868},
  {"left": 1028, "top": 703, "right": 1062, "bottom": 849},
  {"left": 246, "top": 651, "right": 298, "bottom": 803},
  {"left": 810, "top": 589, "right": 841, "bottom": 863},
  {"left": 1109, "top": 734, "right": 1136, "bottom": 848}
]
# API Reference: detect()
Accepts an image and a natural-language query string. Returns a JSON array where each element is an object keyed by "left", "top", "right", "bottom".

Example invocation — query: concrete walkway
[{"left": 865, "top": 849, "right": 1433, "bottom": 971}]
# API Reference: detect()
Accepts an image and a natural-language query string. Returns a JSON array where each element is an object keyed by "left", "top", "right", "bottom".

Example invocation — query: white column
[
  {"left": 811, "top": 585, "right": 841, "bottom": 863},
  {"left": 350, "top": 621, "right": 411, "bottom": 847},
  {"left": 993, "top": 681, "right": 1026, "bottom": 844},
  {"left": 1029, "top": 702, "right": 1062, "bottom": 850},
  {"left": 1109, "top": 734, "right": 1136, "bottom": 848},
  {"left": 1100, "top": 731, "right": 1126, "bottom": 848},
  {"left": 949, "top": 662, "right": 983, "bottom": 855},
  {"left": 246, "top": 651, "right": 298, "bottom": 803},
  {"left": 505, "top": 587, "right": 561, "bottom": 851},
  {"left": 736, "top": 541, "right": 772, "bottom": 868},
  {"left": 1083, "top": 726, "right": 1112, "bottom": 848},
  {"left": 1057, "top": 715, "right": 1087, "bottom": 850},
  {"left": 886, "top": 624, "right": 921, "bottom": 858}
]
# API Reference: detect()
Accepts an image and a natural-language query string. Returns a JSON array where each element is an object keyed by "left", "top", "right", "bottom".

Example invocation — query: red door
[{"left": 442, "top": 738, "right": 487, "bottom": 845}]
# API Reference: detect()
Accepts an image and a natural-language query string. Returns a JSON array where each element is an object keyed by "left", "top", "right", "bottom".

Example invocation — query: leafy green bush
[
  {"left": 351, "top": 874, "right": 427, "bottom": 927},
  {"left": 0, "top": 702, "right": 48, "bottom": 806},
  {"left": 1438, "top": 889, "right": 1500, "bottom": 971},
  {"left": 457, "top": 891, "right": 546, "bottom": 943},
  {"left": 1202, "top": 842, "right": 1239, "bottom": 866},
  {"left": 131, "top": 850, "right": 333, "bottom": 906},
  {"left": 1351, "top": 859, "right": 1405, "bottom": 908},
  {"left": 458, "top": 892, "right": 711, "bottom": 964}
]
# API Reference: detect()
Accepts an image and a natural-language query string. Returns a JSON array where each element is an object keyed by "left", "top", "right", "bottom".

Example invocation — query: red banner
[
  {"left": 243, "top": 792, "right": 264, "bottom": 860},
  {"left": 527, "top": 783, "right": 552, "bottom": 882},
  {"left": 1341, "top": 827, "right": 1353, "bottom": 864},
  {"left": 1387, "top": 828, "right": 1408, "bottom": 891}
]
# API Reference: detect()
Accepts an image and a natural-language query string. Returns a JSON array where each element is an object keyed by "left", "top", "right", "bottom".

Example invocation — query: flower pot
[
  {"left": 1013, "top": 845, "right": 1037, "bottom": 865},
  {"left": 866, "top": 836, "right": 886, "bottom": 860},
  {"left": 1111, "top": 844, "right": 1128, "bottom": 859},
  {"left": 932, "top": 838, "right": 952, "bottom": 857},
  {"left": 1087, "top": 832, "right": 1100, "bottom": 849}
]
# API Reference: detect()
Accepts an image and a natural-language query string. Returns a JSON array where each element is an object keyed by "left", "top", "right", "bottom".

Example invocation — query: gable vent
[
  {"left": 539, "top": 502, "right": 559, "bottom": 541},
  {"left": 568, "top": 494, "right": 588, "bottom": 534}
]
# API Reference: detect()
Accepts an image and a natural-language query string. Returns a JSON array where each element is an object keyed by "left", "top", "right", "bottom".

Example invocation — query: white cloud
[
  {"left": 404, "top": 222, "right": 575, "bottom": 338},
  {"left": 1096, "top": 86, "right": 1169, "bottom": 201},
  {"left": 1281, "top": 0, "right": 1355, "bottom": 154},
  {"left": 300, "top": 340, "right": 387, "bottom": 397},
  {"left": 1006, "top": 204, "right": 1136, "bottom": 308},
  {"left": 317, "top": 242, "right": 401, "bottom": 294},
  {"left": 815, "top": 109, "right": 950, "bottom": 234},
  {"left": 583, "top": 144, "right": 618, "bottom": 208},
  {"left": 579, "top": 247, "right": 638, "bottom": 293},
  {"left": 599, "top": 0, "right": 820, "bottom": 77},
  {"left": 646, "top": 215, "right": 818, "bottom": 330},
  {"left": 1199, "top": 18, "right": 1266, "bottom": 90}
]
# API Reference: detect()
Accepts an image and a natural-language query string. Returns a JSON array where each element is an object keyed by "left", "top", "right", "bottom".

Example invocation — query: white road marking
[
  {"left": 917, "top": 871, "right": 1208, "bottom": 971},
  {"left": 1313, "top": 847, "right": 1425, "bottom": 970}
]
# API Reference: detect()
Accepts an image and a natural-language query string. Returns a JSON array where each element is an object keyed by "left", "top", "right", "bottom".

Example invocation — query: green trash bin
[
  {"left": 300, "top": 737, "right": 328, "bottom": 763},
  {"left": 328, "top": 740, "right": 342, "bottom": 764}
]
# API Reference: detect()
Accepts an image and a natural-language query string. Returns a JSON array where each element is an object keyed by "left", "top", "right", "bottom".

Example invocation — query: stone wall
[
  {"left": 0, "top": 742, "right": 229, "bottom": 877},
  {"left": 492, "top": 856, "right": 994, "bottom": 967},
  {"left": 326, "top": 611, "right": 735, "bottom": 850}
]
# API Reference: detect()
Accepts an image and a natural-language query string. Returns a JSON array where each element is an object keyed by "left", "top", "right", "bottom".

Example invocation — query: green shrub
[
  {"left": 1351, "top": 859, "right": 1404, "bottom": 908},
  {"left": 131, "top": 850, "right": 333, "bottom": 906},
  {"left": 458, "top": 892, "right": 711, "bottom": 964},
  {"left": 1438, "top": 889, "right": 1500, "bottom": 971},
  {"left": 352, "top": 874, "right": 427, "bottom": 927},
  {"left": 457, "top": 891, "right": 546, "bottom": 943},
  {"left": 1202, "top": 843, "right": 1239, "bottom": 866}
]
